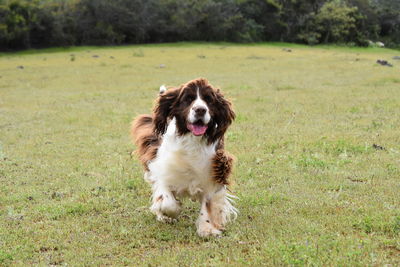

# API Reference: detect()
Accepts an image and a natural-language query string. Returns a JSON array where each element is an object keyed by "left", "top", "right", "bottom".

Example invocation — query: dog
[{"left": 131, "top": 78, "right": 237, "bottom": 237}]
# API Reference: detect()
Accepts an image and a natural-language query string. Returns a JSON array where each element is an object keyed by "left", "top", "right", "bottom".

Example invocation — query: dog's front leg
[
  {"left": 196, "top": 195, "right": 223, "bottom": 237},
  {"left": 196, "top": 186, "right": 238, "bottom": 237},
  {"left": 150, "top": 182, "right": 181, "bottom": 223}
]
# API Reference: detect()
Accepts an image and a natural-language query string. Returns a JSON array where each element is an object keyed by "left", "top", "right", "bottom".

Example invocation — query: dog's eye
[
  {"left": 203, "top": 95, "right": 213, "bottom": 103},
  {"left": 183, "top": 95, "right": 195, "bottom": 103}
]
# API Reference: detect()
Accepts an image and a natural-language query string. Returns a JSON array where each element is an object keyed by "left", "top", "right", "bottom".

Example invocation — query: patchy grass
[{"left": 1, "top": 43, "right": 399, "bottom": 266}]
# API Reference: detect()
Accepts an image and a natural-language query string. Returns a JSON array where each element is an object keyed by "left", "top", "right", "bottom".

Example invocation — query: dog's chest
[
  {"left": 174, "top": 140, "right": 214, "bottom": 176},
  {"left": 148, "top": 127, "right": 215, "bottom": 193},
  {"left": 162, "top": 133, "right": 215, "bottom": 178}
]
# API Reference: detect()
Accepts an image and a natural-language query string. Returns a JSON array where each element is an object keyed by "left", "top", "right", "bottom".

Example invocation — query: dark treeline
[{"left": 1, "top": 0, "right": 399, "bottom": 50}]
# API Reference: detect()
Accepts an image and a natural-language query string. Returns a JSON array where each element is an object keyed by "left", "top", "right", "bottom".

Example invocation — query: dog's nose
[{"left": 193, "top": 106, "right": 206, "bottom": 116}]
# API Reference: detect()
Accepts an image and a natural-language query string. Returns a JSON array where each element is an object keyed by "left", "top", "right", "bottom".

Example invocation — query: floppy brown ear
[
  {"left": 153, "top": 88, "right": 180, "bottom": 135},
  {"left": 208, "top": 89, "right": 235, "bottom": 142},
  {"left": 216, "top": 89, "right": 235, "bottom": 130}
]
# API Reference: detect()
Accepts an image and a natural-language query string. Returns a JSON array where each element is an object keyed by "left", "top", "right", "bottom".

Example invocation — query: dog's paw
[
  {"left": 160, "top": 196, "right": 181, "bottom": 218},
  {"left": 156, "top": 214, "right": 177, "bottom": 224},
  {"left": 197, "top": 225, "right": 222, "bottom": 237}
]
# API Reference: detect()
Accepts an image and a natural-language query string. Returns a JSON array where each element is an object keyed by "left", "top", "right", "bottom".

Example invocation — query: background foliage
[{"left": 0, "top": 0, "right": 399, "bottom": 49}]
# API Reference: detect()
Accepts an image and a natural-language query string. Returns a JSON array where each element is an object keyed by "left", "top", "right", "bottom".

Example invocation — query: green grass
[{"left": 1, "top": 42, "right": 399, "bottom": 266}]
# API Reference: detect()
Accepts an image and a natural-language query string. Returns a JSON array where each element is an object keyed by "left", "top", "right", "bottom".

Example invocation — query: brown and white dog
[{"left": 131, "top": 78, "right": 237, "bottom": 237}]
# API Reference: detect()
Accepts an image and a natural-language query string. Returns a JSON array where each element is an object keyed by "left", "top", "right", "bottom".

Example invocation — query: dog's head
[{"left": 153, "top": 78, "right": 235, "bottom": 143}]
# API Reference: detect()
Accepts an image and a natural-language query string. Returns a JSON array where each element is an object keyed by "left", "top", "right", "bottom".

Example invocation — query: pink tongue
[{"left": 188, "top": 124, "right": 208, "bottom": 136}]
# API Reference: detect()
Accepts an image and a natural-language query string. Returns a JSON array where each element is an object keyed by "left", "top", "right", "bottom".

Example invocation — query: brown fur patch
[
  {"left": 206, "top": 199, "right": 224, "bottom": 230},
  {"left": 205, "top": 200, "right": 212, "bottom": 215},
  {"left": 212, "top": 149, "right": 234, "bottom": 185},
  {"left": 153, "top": 87, "right": 181, "bottom": 136},
  {"left": 131, "top": 114, "right": 160, "bottom": 170}
]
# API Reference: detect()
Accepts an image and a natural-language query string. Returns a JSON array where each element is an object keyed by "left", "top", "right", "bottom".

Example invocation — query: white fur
[
  {"left": 159, "top": 84, "right": 167, "bottom": 94},
  {"left": 188, "top": 89, "right": 211, "bottom": 124},
  {"left": 146, "top": 118, "right": 237, "bottom": 236}
]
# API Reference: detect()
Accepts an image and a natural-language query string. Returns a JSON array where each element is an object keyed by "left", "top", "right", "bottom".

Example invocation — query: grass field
[{"left": 1, "top": 43, "right": 399, "bottom": 266}]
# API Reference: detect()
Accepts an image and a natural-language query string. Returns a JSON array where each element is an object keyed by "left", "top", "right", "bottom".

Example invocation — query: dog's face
[
  {"left": 153, "top": 78, "right": 235, "bottom": 143},
  {"left": 176, "top": 81, "right": 213, "bottom": 136}
]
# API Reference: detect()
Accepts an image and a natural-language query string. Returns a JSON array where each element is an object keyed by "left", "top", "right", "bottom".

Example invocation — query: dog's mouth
[{"left": 187, "top": 120, "right": 208, "bottom": 136}]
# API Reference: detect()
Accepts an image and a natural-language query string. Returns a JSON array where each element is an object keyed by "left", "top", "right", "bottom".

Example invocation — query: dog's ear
[
  {"left": 215, "top": 88, "right": 235, "bottom": 130},
  {"left": 208, "top": 88, "right": 235, "bottom": 142},
  {"left": 153, "top": 87, "right": 180, "bottom": 135}
]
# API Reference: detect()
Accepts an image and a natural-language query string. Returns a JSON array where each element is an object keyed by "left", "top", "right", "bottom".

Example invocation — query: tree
[
  {"left": 372, "top": 0, "right": 400, "bottom": 46},
  {"left": 315, "top": 0, "right": 359, "bottom": 43},
  {"left": 0, "top": 0, "right": 400, "bottom": 49},
  {"left": 238, "top": 0, "right": 284, "bottom": 41},
  {"left": 0, "top": 1, "right": 32, "bottom": 48}
]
